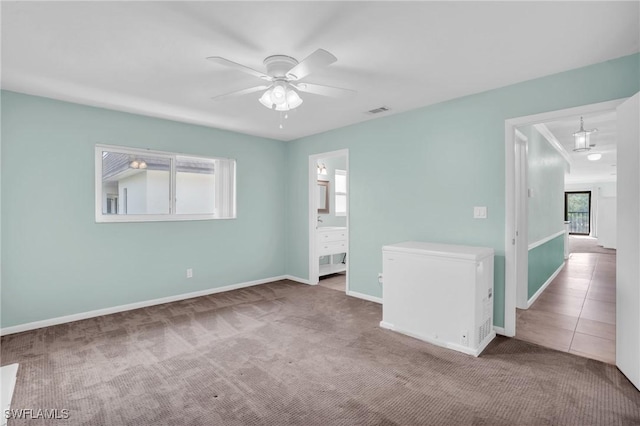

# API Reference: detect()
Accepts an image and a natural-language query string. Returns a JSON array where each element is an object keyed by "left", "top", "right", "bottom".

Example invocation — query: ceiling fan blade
[
  {"left": 211, "top": 85, "right": 270, "bottom": 101},
  {"left": 292, "top": 82, "right": 355, "bottom": 98},
  {"left": 206, "top": 56, "right": 271, "bottom": 81},
  {"left": 285, "top": 49, "right": 337, "bottom": 81}
]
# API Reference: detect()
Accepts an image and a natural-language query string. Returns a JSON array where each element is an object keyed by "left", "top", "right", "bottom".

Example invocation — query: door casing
[
  {"left": 504, "top": 98, "right": 626, "bottom": 337},
  {"left": 308, "top": 149, "right": 349, "bottom": 288}
]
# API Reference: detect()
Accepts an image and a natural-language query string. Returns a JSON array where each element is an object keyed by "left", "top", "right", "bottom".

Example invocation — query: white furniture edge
[
  {"left": 0, "top": 275, "right": 289, "bottom": 336},
  {"left": 380, "top": 321, "right": 496, "bottom": 357},
  {"left": 382, "top": 242, "right": 494, "bottom": 261},
  {"left": 528, "top": 230, "right": 566, "bottom": 251},
  {"left": 1, "top": 363, "right": 19, "bottom": 426},
  {"left": 527, "top": 261, "right": 565, "bottom": 309},
  {"left": 347, "top": 290, "right": 382, "bottom": 304}
]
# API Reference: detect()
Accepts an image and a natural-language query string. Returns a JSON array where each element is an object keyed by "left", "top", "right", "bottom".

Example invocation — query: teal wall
[
  {"left": 1, "top": 91, "right": 287, "bottom": 328},
  {"left": 285, "top": 53, "right": 639, "bottom": 327},
  {"left": 522, "top": 125, "right": 567, "bottom": 299},
  {"left": 528, "top": 235, "right": 565, "bottom": 299},
  {"left": 2, "top": 54, "right": 638, "bottom": 330},
  {"left": 524, "top": 125, "right": 566, "bottom": 244}
]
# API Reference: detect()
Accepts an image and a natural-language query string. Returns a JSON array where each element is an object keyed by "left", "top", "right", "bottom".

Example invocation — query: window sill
[{"left": 95, "top": 214, "right": 235, "bottom": 223}]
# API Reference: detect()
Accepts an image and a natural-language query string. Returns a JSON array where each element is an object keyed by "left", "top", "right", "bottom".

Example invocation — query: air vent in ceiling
[{"left": 366, "top": 106, "right": 390, "bottom": 115}]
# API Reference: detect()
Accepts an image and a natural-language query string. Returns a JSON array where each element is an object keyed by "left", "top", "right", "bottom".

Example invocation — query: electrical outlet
[{"left": 186, "top": 268, "right": 193, "bottom": 278}]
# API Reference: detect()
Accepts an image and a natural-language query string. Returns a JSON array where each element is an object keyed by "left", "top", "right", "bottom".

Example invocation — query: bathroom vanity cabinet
[{"left": 317, "top": 227, "right": 348, "bottom": 276}]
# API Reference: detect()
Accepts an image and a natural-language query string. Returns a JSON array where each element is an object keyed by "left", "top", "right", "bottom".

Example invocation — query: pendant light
[{"left": 572, "top": 117, "right": 597, "bottom": 152}]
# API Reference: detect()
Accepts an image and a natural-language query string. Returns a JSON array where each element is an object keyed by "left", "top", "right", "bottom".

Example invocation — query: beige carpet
[
  {"left": 2, "top": 280, "right": 639, "bottom": 425},
  {"left": 570, "top": 235, "right": 616, "bottom": 255}
]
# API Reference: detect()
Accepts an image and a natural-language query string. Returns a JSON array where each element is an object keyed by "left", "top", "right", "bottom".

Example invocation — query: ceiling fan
[{"left": 207, "top": 49, "right": 355, "bottom": 112}]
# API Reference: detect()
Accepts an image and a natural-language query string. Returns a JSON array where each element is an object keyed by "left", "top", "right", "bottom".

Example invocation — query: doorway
[
  {"left": 505, "top": 98, "right": 624, "bottom": 336},
  {"left": 505, "top": 94, "right": 640, "bottom": 387},
  {"left": 565, "top": 191, "right": 591, "bottom": 235},
  {"left": 308, "top": 149, "right": 349, "bottom": 293}
]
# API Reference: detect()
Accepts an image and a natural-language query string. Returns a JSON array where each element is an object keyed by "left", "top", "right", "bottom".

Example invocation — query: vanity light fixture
[
  {"left": 573, "top": 117, "right": 597, "bottom": 152},
  {"left": 317, "top": 163, "right": 327, "bottom": 175},
  {"left": 587, "top": 153, "right": 602, "bottom": 161},
  {"left": 130, "top": 159, "right": 147, "bottom": 169}
]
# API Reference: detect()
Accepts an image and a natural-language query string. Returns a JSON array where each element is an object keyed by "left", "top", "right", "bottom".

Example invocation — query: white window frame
[
  {"left": 95, "top": 144, "right": 236, "bottom": 223},
  {"left": 335, "top": 169, "right": 347, "bottom": 217}
]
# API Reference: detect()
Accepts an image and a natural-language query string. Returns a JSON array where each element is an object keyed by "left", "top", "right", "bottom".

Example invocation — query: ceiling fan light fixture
[
  {"left": 286, "top": 89, "right": 303, "bottom": 109},
  {"left": 258, "top": 90, "right": 273, "bottom": 108},
  {"left": 259, "top": 84, "right": 303, "bottom": 111},
  {"left": 271, "top": 84, "right": 287, "bottom": 105},
  {"left": 209, "top": 49, "right": 353, "bottom": 115}
]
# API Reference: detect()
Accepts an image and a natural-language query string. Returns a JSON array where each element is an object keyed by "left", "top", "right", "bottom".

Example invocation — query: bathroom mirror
[{"left": 317, "top": 180, "right": 329, "bottom": 214}]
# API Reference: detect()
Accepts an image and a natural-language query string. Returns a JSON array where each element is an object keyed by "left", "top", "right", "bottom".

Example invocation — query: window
[
  {"left": 95, "top": 144, "right": 236, "bottom": 222},
  {"left": 335, "top": 169, "right": 347, "bottom": 217},
  {"left": 564, "top": 191, "right": 591, "bottom": 235}
]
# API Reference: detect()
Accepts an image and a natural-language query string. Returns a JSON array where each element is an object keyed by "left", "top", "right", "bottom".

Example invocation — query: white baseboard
[
  {"left": 283, "top": 275, "right": 314, "bottom": 285},
  {"left": 0, "top": 275, "right": 288, "bottom": 336},
  {"left": 493, "top": 326, "right": 507, "bottom": 336},
  {"left": 347, "top": 290, "right": 382, "bottom": 304},
  {"left": 527, "top": 261, "right": 565, "bottom": 309},
  {"left": 380, "top": 321, "right": 496, "bottom": 357},
  {"left": 379, "top": 320, "right": 395, "bottom": 330}
]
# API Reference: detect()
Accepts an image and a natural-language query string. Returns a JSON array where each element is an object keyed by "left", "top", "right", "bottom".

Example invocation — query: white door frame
[
  {"left": 308, "top": 149, "right": 349, "bottom": 289},
  {"left": 514, "top": 129, "right": 529, "bottom": 310},
  {"left": 615, "top": 92, "right": 640, "bottom": 390},
  {"left": 504, "top": 98, "right": 625, "bottom": 336}
]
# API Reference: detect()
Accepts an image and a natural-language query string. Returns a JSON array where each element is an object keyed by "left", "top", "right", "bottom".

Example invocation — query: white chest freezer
[{"left": 380, "top": 241, "right": 495, "bottom": 356}]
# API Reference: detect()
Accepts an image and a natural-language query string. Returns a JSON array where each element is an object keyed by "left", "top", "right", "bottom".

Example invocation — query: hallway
[{"left": 516, "top": 250, "right": 616, "bottom": 364}]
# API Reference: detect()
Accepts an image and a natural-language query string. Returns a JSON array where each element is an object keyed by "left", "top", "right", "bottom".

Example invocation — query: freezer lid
[{"left": 382, "top": 241, "right": 494, "bottom": 261}]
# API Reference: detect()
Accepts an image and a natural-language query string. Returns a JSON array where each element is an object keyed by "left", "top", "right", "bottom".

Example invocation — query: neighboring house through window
[{"left": 95, "top": 144, "right": 236, "bottom": 222}]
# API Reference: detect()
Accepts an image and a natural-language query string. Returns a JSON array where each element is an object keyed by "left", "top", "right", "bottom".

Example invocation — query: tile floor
[
  {"left": 516, "top": 251, "right": 616, "bottom": 364},
  {"left": 318, "top": 272, "right": 346, "bottom": 292}
]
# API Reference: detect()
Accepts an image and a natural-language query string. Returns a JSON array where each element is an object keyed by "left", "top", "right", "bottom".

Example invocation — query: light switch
[{"left": 474, "top": 206, "right": 487, "bottom": 219}]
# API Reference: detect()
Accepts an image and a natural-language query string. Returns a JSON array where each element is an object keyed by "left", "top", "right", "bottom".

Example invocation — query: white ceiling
[
  {"left": 2, "top": 2, "right": 638, "bottom": 141},
  {"left": 544, "top": 112, "right": 618, "bottom": 185}
]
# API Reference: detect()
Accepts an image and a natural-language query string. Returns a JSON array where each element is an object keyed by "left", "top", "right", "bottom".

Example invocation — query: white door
[{"left": 616, "top": 92, "right": 640, "bottom": 390}]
